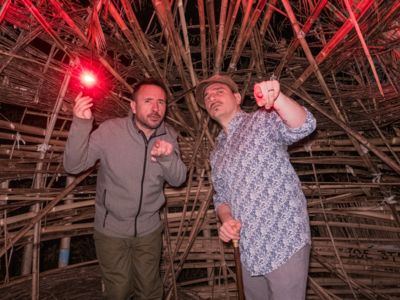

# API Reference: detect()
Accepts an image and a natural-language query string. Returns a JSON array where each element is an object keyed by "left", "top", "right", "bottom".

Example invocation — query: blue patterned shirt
[{"left": 210, "top": 108, "right": 316, "bottom": 275}]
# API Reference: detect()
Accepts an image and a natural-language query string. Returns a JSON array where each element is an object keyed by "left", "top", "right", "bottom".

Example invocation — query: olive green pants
[{"left": 93, "top": 226, "right": 163, "bottom": 300}]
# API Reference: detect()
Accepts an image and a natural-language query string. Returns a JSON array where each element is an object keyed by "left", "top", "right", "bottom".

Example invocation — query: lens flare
[{"left": 80, "top": 71, "right": 97, "bottom": 88}]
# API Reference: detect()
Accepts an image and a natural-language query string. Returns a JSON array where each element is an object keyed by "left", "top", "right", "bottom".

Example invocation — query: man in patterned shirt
[{"left": 195, "top": 74, "right": 316, "bottom": 300}]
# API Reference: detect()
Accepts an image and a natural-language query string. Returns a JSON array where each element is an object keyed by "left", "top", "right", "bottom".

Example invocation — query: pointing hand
[
  {"left": 254, "top": 80, "right": 281, "bottom": 110},
  {"left": 150, "top": 140, "right": 174, "bottom": 162}
]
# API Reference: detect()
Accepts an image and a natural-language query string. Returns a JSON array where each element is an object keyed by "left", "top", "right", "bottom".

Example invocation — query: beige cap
[{"left": 195, "top": 74, "right": 239, "bottom": 108}]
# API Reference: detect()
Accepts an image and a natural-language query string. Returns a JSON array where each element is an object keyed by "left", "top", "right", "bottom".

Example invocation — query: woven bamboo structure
[{"left": 0, "top": 0, "right": 399, "bottom": 299}]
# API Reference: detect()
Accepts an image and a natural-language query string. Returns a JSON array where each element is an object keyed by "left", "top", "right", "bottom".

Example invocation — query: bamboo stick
[
  {"left": 0, "top": 120, "right": 68, "bottom": 138},
  {"left": 275, "top": 0, "right": 328, "bottom": 77},
  {"left": 21, "top": 0, "right": 73, "bottom": 58},
  {"left": 240, "top": 0, "right": 267, "bottom": 54},
  {"left": 152, "top": 0, "right": 199, "bottom": 126},
  {"left": 214, "top": 0, "right": 228, "bottom": 72},
  {"left": 259, "top": 0, "right": 278, "bottom": 38},
  {"left": 308, "top": 276, "right": 342, "bottom": 300},
  {"left": 343, "top": 0, "right": 384, "bottom": 97},
  {"left": 308, "top": 148, "right": 358, "bottom": 299},
  {"left": 206, "top": 0, "right": 217, "bottom": 51},
  {"left": 165, "top": 188, "right": 213, "bottom": 299},
  {"left": 197, "top": 0, "right": 208, "bottom": 77},
  {"left": 119, "top": 0, "right": 163, "bottom": 78},
  {"left": 107, "top": 2, "right": 153, "bottom": 78},
  {"left": 313, "top": 252, "right": 392, "bottom": 300},
  {"left": 29, "top": 62, "right": 73, "bottom": 299},
  {"left": 0, "top": 168, "right": 93, "bottom": 258},
  {"left": 177, "top": 0, "right": 197, "bottom": 85},
  {"left": 0, "top": 0, "right": 11, "bottom": 23},
  {"left": 290, "top": 0, "right": 374, "bottom": 91},
  {"left": 221, "top": 0, "right": 240, "bottom": 57},
  {"left": 227, "top": 0, "right": 253, "bottom": 73},
  {"left": 284, "top": 85, "right": 400, "bottom": 174}
]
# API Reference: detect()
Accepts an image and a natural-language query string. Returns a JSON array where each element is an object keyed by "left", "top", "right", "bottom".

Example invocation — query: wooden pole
[
  {"left": 197, "top": 0, "right": 208, "bottom": 77},
  {"left": 232, "top": 240, "right": 245, "bottom": 300},
  {"left": 0, "top": 0, "right": 11, "bottom": 23},
  {"left": 31, "top": 59, "right": 74, "bottom": 300},
  {"left": 227, "top": 0, "right": 253, "bottom": 73},
  {"left": 222, "top": 0, "right": 240, "bottom": 57},
  {"left": 58, "top": 176, "right": 74, "bottom": 267},
  {"left": 177, "top": 0, "right": 197, "bottom": 85},
  {"left": 1, "top": 180, "right": 10, "bottom": 283},
  {"left": 343, "top": 0, "right": 384, "bottom": 97},
  {"left": 214, "top": 0, "right": 228, "bottom": 73}
]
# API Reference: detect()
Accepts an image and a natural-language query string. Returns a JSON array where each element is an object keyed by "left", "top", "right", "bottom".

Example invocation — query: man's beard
[{"left": 136, "top": 112, "right": 163, "bottom": 130}]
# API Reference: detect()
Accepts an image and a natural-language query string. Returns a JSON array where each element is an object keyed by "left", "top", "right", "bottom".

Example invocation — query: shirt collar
[{"left": 216, "top": 110, "right": 246, "bottom": 142}]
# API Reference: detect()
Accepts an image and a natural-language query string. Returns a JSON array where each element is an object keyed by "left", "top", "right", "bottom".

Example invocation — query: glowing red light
[{"left": 80, "top": 71, "right": 97, "bottom": 88}]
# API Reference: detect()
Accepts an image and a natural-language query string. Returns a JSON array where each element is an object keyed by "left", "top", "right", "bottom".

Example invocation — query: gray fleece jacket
[{"left": 63, "top": 114, "right": 187, "bottom": 238}]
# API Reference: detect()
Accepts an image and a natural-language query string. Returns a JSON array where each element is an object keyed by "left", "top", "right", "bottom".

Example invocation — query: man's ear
[
  {"left": 130, "top": 101, "right": 136, "bottom": 114},
  {"left": 234, "top": 93, "right": 241, "bottom": 105}
]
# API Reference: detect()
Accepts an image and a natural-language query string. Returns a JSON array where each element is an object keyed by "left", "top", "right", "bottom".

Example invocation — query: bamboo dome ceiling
[{"left": 0, "top": 0, "right": 400, "bottom": 299}]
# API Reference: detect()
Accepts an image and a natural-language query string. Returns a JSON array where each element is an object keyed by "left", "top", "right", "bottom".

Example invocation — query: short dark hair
[{"left": 132, "top": 78, "right": 168, "bottom": 101}]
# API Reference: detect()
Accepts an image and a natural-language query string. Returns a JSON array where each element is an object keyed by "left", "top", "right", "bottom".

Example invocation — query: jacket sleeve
[
  {"left": 63, "top": 116, "right": 102, "bottom": 174},
  {"left": 156, "top": 128, "right": 187, "bottom": 186}
]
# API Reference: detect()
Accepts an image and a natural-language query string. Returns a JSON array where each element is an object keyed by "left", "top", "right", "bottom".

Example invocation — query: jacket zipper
[
  {"left": 134, "top": 130, "right": 167, "bottom": 237},
  {"left": 102, "top": 189, "right": 108, "bottom": 228},
  {"left": 134, "top": 132, "right": 149, "bottom": 237}
]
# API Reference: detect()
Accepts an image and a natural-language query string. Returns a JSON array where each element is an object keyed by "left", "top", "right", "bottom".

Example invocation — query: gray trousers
[
  {"left": 93, "top": 226, "right": 163, "bottom": 300},
  {"left": 242, "top": 244, "right": 311, "bottom": 300}
]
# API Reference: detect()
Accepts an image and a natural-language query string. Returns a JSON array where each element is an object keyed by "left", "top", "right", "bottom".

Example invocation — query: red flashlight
[
  {"left": 79, "top": 70, "right": 98, "bottom": 99},
  {"left": 80, "top": 70, "right": 97, "bottom": 88},
  {"left": 73, "top": 59, "right": 111, "bottom": 102}
]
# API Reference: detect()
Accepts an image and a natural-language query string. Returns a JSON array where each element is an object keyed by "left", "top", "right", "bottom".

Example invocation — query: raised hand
[
  {"left": 150, "top": 139, "right": 174, "bottom": 162},
  {"left": 73, "top": 92, "right": 93, "bottom": 119},
  {"left": 254, "top": 79, "right": 281, "bottom": 110}
]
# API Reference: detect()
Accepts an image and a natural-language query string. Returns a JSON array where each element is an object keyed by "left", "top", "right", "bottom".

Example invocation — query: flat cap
[{"left": 195, "top": 74, "right": 239, "bottom": 108}]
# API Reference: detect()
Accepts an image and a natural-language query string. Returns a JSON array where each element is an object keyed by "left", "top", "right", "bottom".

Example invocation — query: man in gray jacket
[{"left": 64, "top": 78, "right": 187, "bottom": 300}]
